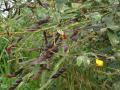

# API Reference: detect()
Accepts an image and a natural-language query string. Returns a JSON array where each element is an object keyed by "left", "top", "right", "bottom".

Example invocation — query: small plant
[{"left": 0, "top": 0, "right": 120, "bottom": 90}]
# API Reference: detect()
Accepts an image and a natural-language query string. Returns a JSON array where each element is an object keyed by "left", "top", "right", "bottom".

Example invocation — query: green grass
[{"left": 0, "top": 0, "right": 120, "bottom": 90}]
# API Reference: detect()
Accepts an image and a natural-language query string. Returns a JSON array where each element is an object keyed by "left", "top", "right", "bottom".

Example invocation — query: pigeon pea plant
[{"left": 0, "top": 0, "right": 120, "bottom": 90}]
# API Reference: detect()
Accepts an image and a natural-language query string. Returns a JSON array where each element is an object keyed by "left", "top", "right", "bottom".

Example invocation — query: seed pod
[
  {"left": 27, "top": 16, "right": 50, "bottom": 31},
  {"left": 44, "top": 43, "right": 53, "bottom": 51},
  {"left": 42, "top": 3, "right": 49, "bottom": 9},
  {"left": 37, "top": 16, "right": 50, "bottom": 25},
  {"left": 70, "top": 30, "right": 79, "bottom": 41},
  {"left": 52, "top": 46, "right": 58, "bottom": 53},
  {"left": 33, "top": 64, "right": 48, "bottom": 80},
  {"left": 51, "top": 67, "right": 66, "bottom": 79},
  {"left": 14, "top": 68, "right": 23, "bottom": 76},
  {"left": 6, "top": 74, "right": 16, "bottom": 78},
  {"left": 9, "top": 77, "right": 22, "bottom": 90},
  {"left": 6, "top": 44, "right": 16, "bottom": 54},
  {"left": 45, "top": 53, "right": 53, "bottom": 58},
  {"left": 63, "top": 44, "right": 69, "bottom": 53}
]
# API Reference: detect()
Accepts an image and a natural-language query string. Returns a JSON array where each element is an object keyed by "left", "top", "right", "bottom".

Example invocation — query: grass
[{"left": 0, "top": 0, "right": 120, "bottom": 90}]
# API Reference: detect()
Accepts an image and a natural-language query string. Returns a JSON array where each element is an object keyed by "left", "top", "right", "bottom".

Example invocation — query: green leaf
[
  {"left": 103, "top": 15, "right": 115, "bottom": 28},
  {"left": 113, "top": 81, "right": 120, "bottom": 90},
  {"left": 108, "top": 0, "right": 119, "bottom": 5},
  {"left": 90, "top": 12, "right": 102, "bottom": 22},
  {"left": 81, "top": 1, "right": 92, "bottom": 8},
  {"left": 1, "top": 85, "right": 8, "bottom": 89},
  {"left": 72, "top": 3, "right": 81, "bottom": 8},
  {"left": 95, "top": 0, "right": 102, "bottom": 3},
  {"left": 76, "top": 55, "right": 90, "bottom": 67},
  {"left": 107, "top": 30, "right": 119, "bottom": 47},
  {"left": 56, "top": 0, "right": 69, "bottom": 12}
]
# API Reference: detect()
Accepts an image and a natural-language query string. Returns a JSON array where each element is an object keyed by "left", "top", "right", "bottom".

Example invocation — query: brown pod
[
  {"left": 51, "top": 67, "right": 66, "bottom": 79},
  {"left": 63, "top": 44, "right": 69, "bottom": 53},
  {"left": 6, "top": 44, "right": 16, "bottom": 54},
  {"left": 37, "top": 16, "right": 50, "bottom": 25},
  {"left": 70, "top": 30, "right": 79, "bottom": 41},
  {"left": 9, "top": 78, "right": 22, "bottom": 90},
  {"left": 6, "top": 74, "right": 16, "bottom": 78}
]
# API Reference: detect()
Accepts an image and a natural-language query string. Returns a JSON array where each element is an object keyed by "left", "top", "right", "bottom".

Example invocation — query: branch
[{"left": 43, "top": 31, "right": 48, "bottom": 45}]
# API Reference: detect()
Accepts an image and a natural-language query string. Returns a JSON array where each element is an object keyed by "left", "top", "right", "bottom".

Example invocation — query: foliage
[{"left": 0, "top": 0, "right": 120, "bottom": 90}]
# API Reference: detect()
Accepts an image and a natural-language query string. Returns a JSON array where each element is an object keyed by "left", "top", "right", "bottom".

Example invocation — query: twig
[
  {"left": 9, "top": 77, "right": 22, "bottom": 90},
  {"left": 0, "top": 25, "right": 56, "bottom": 37},
  {"left": 43, "top": 31, "right": 48, "bottom": 45}
]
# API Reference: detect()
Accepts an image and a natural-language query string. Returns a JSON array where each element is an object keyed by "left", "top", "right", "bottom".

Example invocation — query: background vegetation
[{"left": 0, "top": 0, "right": 120, "bottom": 90}]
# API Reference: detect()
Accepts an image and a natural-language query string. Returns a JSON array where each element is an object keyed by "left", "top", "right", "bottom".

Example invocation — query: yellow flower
[{"left": 96, "top": 58, "right": 104, "bottom": 67}]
